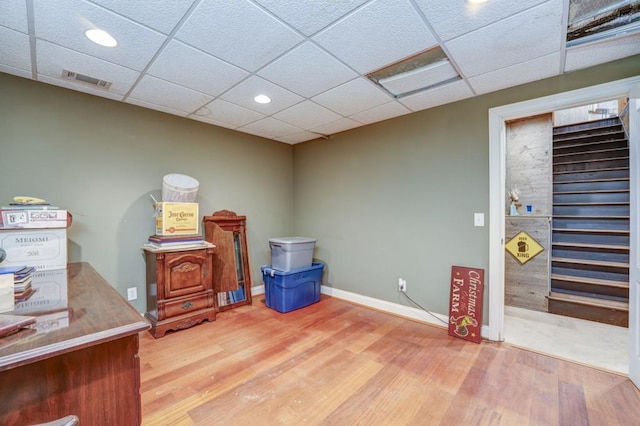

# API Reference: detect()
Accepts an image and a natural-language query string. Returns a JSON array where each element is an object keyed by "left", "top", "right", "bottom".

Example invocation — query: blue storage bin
[{"left": 261, "top": 263, "right": 324, "bottom": 313}]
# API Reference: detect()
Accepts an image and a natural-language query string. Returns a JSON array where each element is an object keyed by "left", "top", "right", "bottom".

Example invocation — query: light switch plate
[{"left": 474, "top": 213, "right": 484, "bottom": 227}]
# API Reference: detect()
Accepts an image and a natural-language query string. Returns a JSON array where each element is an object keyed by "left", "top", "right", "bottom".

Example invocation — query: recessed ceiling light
[
  {"left": 85, "top": 29, "right": 118, "bottom": 47},
  {"left": 254, "top": 94, "right": 271, "bottom": 104}
]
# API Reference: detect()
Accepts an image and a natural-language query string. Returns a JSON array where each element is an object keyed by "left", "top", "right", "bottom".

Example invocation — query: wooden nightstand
[{"left": 143, "top": 244, "right": 216, "bottom": 338}]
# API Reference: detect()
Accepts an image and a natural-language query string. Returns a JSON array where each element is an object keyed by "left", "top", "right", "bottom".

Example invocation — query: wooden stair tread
[
  {"left": 553, "top": 201, "right": 629, "bottom": 206},
  {"left": 554, "top": 177, "right": 629, "bottom": 184},
  {"left": 553, "top": 135, "right": 626, "bottom": 146},
  {"left": 553, "top": 147, "right": 628, "bottom": 159},
  {"left": 551, "top": 241, "right": 629, "bottom": 251},
  {"left": 552, "top": 256, "right": 629, "bottom": 269},
  {"left": 552, "top": 228, "right": 629, "bottom": 235},
  {"left": 550, "top": 274, "right": 629, "bottom": 289},
  {"left": 552, "top": 215, "right": 629, "bottom": 219},
  {"left": 553, "top": 189, "right": 629, "bottom": 195},
  {"left": 554, "top": 127, "right": 623, "bottom": 138},
  {"left": 547, "top": 291, "right": 629, "bottom": 311},
  {"left": 553, "top": 122, "right": 622, "bottom": 135},
  {"left": 553, "top": 166, "right": 629, "bottom": 175},
  {"left": 554, "top": 156, "right": 629, "bottom": 166}
]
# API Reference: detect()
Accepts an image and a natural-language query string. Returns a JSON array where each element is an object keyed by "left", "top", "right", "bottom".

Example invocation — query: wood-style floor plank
[{"left": 139, "top": 295, "right": 640, "bottom": 425}]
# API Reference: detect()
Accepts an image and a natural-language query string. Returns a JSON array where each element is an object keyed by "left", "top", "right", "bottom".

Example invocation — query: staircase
[{"left": 548, "top": 117, "right": 630, "bottom": 327}]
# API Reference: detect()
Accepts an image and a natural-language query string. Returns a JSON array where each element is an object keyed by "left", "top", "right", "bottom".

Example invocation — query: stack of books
[
  {"left": 0, "top": 266, "right": 36, "bottom": 302},
  {"left": 217, "top": 285, "right": 246, "bottom": 308},
  {"left": 143, "top": 234, "right": 210, "bottom": 250}
]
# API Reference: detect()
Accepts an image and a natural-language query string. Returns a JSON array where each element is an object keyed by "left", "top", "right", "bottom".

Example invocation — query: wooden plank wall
[
  {"left": 505, "top": 217, "right": 550, "bottom": 311},
  {"left": 505, "top": 114, "right": 552, "bottom": 216},
  {"left": 505, "top": 114, "right": 552, "bottom": 312}
]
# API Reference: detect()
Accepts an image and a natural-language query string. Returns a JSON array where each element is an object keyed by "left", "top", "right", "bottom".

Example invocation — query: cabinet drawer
[{"left": 164, "top": 292, "right": 213, "bottom": 318}]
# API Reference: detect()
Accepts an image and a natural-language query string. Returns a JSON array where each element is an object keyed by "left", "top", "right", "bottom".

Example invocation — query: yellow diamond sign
[{"left": 505, "top": 231, "right": 544, "bottom": 265}]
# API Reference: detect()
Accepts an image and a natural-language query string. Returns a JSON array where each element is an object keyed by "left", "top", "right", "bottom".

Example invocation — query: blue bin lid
[{"left": 261, "top": 262, "right": 324, "bottom": 277}]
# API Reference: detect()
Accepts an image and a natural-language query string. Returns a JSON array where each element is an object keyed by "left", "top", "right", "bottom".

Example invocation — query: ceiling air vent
[
  {"left": 61, "top": 70, "right": 112, "bottom": 90},
  {"left": 566, "top": 0, "right": 640, "bottom": 47}
]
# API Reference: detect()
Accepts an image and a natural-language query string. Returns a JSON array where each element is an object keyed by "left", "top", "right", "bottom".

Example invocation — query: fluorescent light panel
[
  {"left": 366, "top": 47, "right": 460, "bottom": 98},
  {"left": 378, "top": 59, "right": 459, "bottom": 96}
]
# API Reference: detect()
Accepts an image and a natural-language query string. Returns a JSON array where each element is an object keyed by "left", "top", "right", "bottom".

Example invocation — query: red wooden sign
[{"left": 448, "top": 265, "right": 484, "bottom": 344}]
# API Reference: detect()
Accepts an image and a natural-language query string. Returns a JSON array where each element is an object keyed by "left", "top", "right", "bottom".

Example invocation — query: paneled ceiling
[{"left": 1, "top": 0, "right": 639, "bottom": 144}]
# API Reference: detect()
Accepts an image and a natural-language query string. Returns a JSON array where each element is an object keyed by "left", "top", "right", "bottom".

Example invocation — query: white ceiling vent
[
  {"left": 567, "top": 0, "right": 640, "bottom": 47},
  {"left": 61, "top": 70, "right": 112, "bottom": 90}
]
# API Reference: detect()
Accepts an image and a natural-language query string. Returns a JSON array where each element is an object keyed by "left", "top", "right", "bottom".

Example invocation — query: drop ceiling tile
[
  {"left": 253, "top": 0, "right": 369, "bottom": 36},
  {"left": 36, "top": 40, "right": 140, "bottom": 96},
  {"left": 90, "top": 0, "right": 197, "bottom": 34},
  {"left": 313, "top": 0, "right": 438, "bottom": 73},
  {"left": 349, "top": 101, "right": 412, "bottom": 124},
  {"left": 190, "top": 115, "right": 237, "bottom": 130},
  {"left": 564, "top": 33, "right": 640, "bottom": 72},
  {"left": 176, "top": 0, "right": 303, "bottom": 72},
  {"left": 238, "top": 117, "right": 302, "bottom": 138},
  {"left": 193, "top": 99, "right": 265, "bottom": 128},
  {"left": 398, "top": 79, "right": 473, "bottom": 112},
  {"left": 0, "top": 65, "right": 32, "bottom": 80},
  {"left": 219, "top": 76, "right": 304, "bottom": 115},
  {"left": 33, "top": 0, "right": 167, "bottom": 71},
  {"left": 468, "top": 52, "right": 560, "bottom": 95},
  {"left": 445, "top": 1, "right": 563, "bottom": 78},
  {"left": 276, "top": 131, "right": 321, "bottom": 144},
  {"left": 128, "top": 75, "right": 213, "bottom": 114},
  {"left": 0, "top": 27, "right": 31, "bottom": 73},
  {"left": 312, "top": 78, "right": 391, "bottom": 116},
  {"left": 126, "top": 97, "right": 189, "bottom": 117},
  {"left": 273, "top": 100, "right": 342, "bottom": 129},
  {"left": 415, "top": 0, "right": 550, "bottom": 41},
  {"left": 147, "top": 40, "right": 249, "bottom": 97},
  {"left": 257, "top": 42, "right": 358, "bottom": 98},
  {"left": 311, "top": 118, "right": 363, "bottom": 135},
  {"left": 0, "top": 0, "right": 28, "bottom": 32}
]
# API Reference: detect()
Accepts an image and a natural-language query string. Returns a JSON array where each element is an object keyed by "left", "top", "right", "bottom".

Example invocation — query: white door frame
[
  {"left": 487, "top": 75, "right": 640, "bottom": 342},
  {"left": 628, "top": 83, "right": 640, "bottom": 388}
]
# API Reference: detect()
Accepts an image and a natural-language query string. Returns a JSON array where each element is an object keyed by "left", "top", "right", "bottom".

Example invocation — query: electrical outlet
[
  {"left": 127, "top": 287, "right": 137, "bottom": 301},
  {"left": 398, "top": 278, "right": 407, "bottom": 292}
]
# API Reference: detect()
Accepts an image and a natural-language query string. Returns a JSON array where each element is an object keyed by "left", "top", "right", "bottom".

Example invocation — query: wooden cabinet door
[{"left": 163, "top": 250, "right": 210, "bottom": 298}]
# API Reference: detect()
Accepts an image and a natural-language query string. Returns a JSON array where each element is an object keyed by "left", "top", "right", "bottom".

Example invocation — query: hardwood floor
[{"left": 139, "top": 295, "right": 640, "bottom": 425}]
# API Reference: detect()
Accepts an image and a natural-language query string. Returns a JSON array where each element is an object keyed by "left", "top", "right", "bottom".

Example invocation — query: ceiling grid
[{"left": 0, "top": 0, "right": 638, "bottom": 143}]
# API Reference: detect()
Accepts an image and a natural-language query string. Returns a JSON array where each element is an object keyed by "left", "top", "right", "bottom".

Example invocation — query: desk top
[{"left": 0, "top": 262, "right": 149, "bottom": 372}]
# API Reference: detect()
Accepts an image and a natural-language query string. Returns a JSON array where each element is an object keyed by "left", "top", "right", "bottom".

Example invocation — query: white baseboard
[
  {"left": 320, "top": 285, "right": 449, "bottom": 329},
  {"left": 251, "top": 284, "right": 491, "bottom": 339}
]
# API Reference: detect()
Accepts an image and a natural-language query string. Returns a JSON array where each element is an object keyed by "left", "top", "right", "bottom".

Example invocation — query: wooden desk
[{"left": 0, "top": 262, "right": 150, "bottom": 425}]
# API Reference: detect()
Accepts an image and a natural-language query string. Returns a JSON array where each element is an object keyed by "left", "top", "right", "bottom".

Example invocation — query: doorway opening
[
  {"left": 487, "top": 76, "right": 640, "bottom": 374},
  {"left": 503, "top": 100, "right": 629, "bottom": 373}
]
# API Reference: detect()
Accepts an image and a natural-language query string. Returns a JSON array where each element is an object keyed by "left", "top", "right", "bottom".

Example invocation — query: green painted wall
[
  {"left": 292, "top": 55, "right": 640, "bottom": 320},
  {"left": 0, "top": 74, "right": 293, "bottom": 312},
  {"left": 1, "top": 55, "right": 638, "bottom": 318}
]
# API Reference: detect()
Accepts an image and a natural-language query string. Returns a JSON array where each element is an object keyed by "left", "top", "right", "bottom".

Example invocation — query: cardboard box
[
  {"left": 155, "top": 202, "right": 199, "bottom": 236},
  {"left": 0, "top": 229, "right": 67, "bottom": 271},
  {"left": 0, "top": 209, "right": 71, "bottom": 229},
  {"left": 0, "top": 273, "right": 13, "bottom": 313}
]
